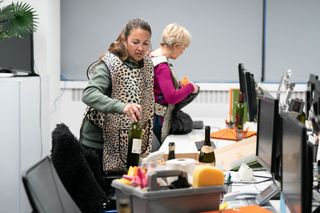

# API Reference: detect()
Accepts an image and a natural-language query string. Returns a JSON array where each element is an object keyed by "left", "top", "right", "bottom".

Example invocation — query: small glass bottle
[
  {"left": 168, "top": 142, "right": 176, "bottom": 160},
  {"left": 198, "top": 126, "right": 215, "bottom": 166},
  {"left": 118, "top": 199, "right": 131, "bottom": 213},
  {"left": 127, "top": 121, "right": 142, "bottom": 168},
  {"left": 235, "top": 92, "right": 245, "bottom": 130}
]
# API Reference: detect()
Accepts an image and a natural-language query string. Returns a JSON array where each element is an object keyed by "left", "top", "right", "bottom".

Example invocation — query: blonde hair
[{"left": 160, "top": 23, "right": 191, "bottom": 48}]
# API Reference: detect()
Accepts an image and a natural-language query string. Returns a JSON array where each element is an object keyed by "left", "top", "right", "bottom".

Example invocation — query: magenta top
[{"left": 154, "top": 63, "right": 194, "bottom": 105}]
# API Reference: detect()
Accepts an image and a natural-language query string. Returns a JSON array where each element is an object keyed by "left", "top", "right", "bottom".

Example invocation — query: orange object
[
  {"left": 192, "top": 165, "right": 224, "bottom": 188},
  {"left": 181, "top": 75, "right": 189, "bottom": 86},
  {"left": 210, "top": 128, "right": 256, "bottom": 141},
  {"left": 200, "top": 204, "right": 272, "bottom": 213}
]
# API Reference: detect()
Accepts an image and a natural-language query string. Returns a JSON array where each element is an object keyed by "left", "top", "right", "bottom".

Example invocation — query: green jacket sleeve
[{"left": 82, "top": 62, "right": 125, "bottom": 114}]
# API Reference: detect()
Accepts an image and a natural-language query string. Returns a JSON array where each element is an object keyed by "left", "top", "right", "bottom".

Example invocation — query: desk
[
  {"left": 158, "top": 120, "right": 284, "bottom": 212},
  {"left": 159, "top": 120, "right": 257, "bottom": 171}
]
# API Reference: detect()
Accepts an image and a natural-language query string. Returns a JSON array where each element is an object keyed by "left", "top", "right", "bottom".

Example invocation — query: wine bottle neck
[{"left": 204, "top": 126, "right": 211, "bottom": 146}]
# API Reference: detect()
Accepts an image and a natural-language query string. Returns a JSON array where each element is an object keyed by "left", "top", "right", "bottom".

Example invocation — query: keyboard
[{"left": 226, "top": 199, "right": 257, "bottom": 209}]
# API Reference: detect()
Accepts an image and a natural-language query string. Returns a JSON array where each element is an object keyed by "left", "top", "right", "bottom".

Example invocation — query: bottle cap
[{"left": 169, "top": 142, "right": 175, "bottom": 146}]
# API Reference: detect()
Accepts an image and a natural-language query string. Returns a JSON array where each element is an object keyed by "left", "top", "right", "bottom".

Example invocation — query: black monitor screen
[
  {"left": 238, "top": 63, "right": 246, "bottom": 96},
  {"left": 256, "top": 96, "right": 279, "bottom": 174},
  {"left": 0, "top": 33, "right": 34, "bottom": 74},
  {"left": 313, "top": 79, "right": 320, "bottom": 116},
  {"left": 244, "top": 72, "right": 257, "bottom": 122},
  {"left": 306, "top": 73, "right": 319, "bottom": 118},
  {"left": 281, "top": 113, "right": 312, "bottom": 213}
]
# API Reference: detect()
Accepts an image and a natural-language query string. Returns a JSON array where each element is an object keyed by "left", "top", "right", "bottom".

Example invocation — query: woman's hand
[
  {"left": 123, "top": 103, "right": 142, "bottom": 122},
  {"left": 190, "top": 82, "right": 199, "bottom": 94}
]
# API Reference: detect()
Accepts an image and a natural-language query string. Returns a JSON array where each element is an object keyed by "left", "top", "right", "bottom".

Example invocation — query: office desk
[
  {"left": 159, "top": 120, "right": 257, "bottom": 171},
  {"left": 158, "top": 120, "right": 286, "bottom": 212}
]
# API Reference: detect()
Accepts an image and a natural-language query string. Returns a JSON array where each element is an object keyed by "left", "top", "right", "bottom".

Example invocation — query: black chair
[
  {"left": 51, "top": 123, "right": 111, "bottom": 212},
  {"left": 22, "top": 156, "right": 81, "bottom": 213}
]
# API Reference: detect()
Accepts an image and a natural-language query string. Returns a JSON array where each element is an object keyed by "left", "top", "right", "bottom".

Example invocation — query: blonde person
[
  {"left": 150, "top": 23, "right": 199, "bottom": 143},
  {"left": 80, "top": 18, "right": 154, "bottom": 175}
]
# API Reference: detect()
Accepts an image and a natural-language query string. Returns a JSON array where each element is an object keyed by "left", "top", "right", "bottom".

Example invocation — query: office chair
[
  {"left": 22, "top": 156, "right": 81, "bottom": 213},
  {"left": 51, "top": 123, "right": 111, "bottom": 212}
]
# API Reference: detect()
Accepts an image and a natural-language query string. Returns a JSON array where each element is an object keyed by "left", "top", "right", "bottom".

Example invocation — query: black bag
[
  {"left": 174, "top": 88, "right": 200, "bottom": 111},
  {"left": 170, "top": 109, "right": 193, "bottom": 134},
  {"left": 169, "top": 88, "right": 200, "bottom": 134}
]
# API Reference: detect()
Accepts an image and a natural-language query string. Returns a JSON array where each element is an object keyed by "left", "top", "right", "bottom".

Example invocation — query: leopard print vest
[{"left": 101, "top": 52, "right": 154, "bottom": 173}]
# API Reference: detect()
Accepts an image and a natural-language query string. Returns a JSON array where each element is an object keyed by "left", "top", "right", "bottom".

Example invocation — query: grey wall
[
  {"left": 61, "top": 0, "right": 320, "bottom": 83},
  {"left": 265, "top": 0, "right": 320, "bottom": 83},
  {"left": 61, "top": 0, "right": 262, "bottom": 82}
]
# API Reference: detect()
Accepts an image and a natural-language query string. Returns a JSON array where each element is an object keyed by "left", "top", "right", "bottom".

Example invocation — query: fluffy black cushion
[{"left": 51, "top": 123, "right": 107, "bottom": 213}]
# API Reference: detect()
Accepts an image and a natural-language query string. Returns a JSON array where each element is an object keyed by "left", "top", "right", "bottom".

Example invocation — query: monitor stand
[
  {"left": 224, "top": 182, "right": 280, "bottom": 207},
  {"left": 255, "top": 182, "right": 281, "bottom": 205},
  {"left": 0, "top": 69, "right": 14, "bottom": 78}
]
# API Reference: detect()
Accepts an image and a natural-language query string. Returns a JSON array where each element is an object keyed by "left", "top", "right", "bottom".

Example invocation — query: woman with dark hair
[{"left": 79, "top": 18, "right": 154, "bottom": 175}]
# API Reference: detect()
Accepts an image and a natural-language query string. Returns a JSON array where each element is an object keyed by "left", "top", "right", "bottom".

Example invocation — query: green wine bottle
[
  {"left": 235, "top": 92, "right": 245, "bottom": 130},
  {"left": 127, "top": 122, "right": 142, "bottom": 168},
  {"left": 168, "top": 142, "right": 176, "bottom": 160},
  {"left": 198, "top": 126, "right": 216, "bottom": 165}
]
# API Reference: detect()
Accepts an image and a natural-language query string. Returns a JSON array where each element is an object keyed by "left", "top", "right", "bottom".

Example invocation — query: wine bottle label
[
  {"left": 131, "top": 138, "right": 142, "bottom": 154},
  {"left": 200, "top": 145, "right": 214, "bottom": 153}
]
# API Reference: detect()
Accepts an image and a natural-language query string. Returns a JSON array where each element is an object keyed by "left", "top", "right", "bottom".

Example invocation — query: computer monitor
[
  {"left": 0, "top": 33, "right": 36, "bottom": 75},
  {"left": 238, "top": 63, "right": 246, "bottom": 97},
  {"left": 306, "top": 73, "right": 319, "bottom": 118},
  {"left": 256, "top": 96, "right": 281, "bottom": 178},
  {"left": 313, "top": 79, "right": 320, "bottom": 116},
  {"left": 281, "top": 113, "right": 313, "bottom": 213},
  {"left": 244, "top": 72, "right": 258, "bottom": 122}
]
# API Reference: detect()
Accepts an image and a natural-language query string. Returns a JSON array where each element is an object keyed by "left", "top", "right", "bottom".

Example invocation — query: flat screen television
[
  {"left": 0, "top": 33, "right": 36, "bottom": 76},
  {"left": 244, "top": 72, "right": 257, "bottom": 122},
  {"left": 281, "top": 113, "right": 313, "bottom": 213}
]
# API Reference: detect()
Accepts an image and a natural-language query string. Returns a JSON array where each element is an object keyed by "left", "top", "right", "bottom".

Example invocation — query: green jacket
[{"left": 79, "top": 59, "right": 143, "bottom": 149}]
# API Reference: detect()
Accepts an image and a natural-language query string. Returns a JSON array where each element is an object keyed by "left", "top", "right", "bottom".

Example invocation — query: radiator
[
  {"left": 59, "top": 83, "right": 307, "bottom": 137},
  {"left": 70, "top": 88, "right": 306, "bottom": 104}
]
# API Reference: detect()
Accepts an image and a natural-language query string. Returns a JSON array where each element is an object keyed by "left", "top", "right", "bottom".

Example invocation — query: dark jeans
[
  {"left": 81, "top": 144, "right": 103, "bottom": 172},
  {"left": 153, "top": 115, "right": 163, "bottom": 143}
]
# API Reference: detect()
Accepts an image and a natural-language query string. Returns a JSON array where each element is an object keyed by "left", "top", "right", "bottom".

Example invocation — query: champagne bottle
[
  {"left": 168, "top": 142, "right": 176, "bottom": 160},
  {"left": 198, "top": 126, "right": 215, "bottom": 165},
  {"left": 118, "top": 199, "right": 131, "bottom": 213},
  {"left": 235, "top": 92, "right": 245, "bottom": 130},
  {"left": 127, "top": 122, "right": 142, "bottom": 168}
]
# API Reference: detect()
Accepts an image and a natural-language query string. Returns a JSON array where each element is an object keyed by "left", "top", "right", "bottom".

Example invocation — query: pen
[{"left": 227, "top": 173, "right": 232, "bottom": 184}]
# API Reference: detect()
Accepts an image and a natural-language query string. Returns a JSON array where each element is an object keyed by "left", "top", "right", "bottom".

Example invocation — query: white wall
[{"left": 18, "top": 0, "right": 61, "bottom": 147}]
